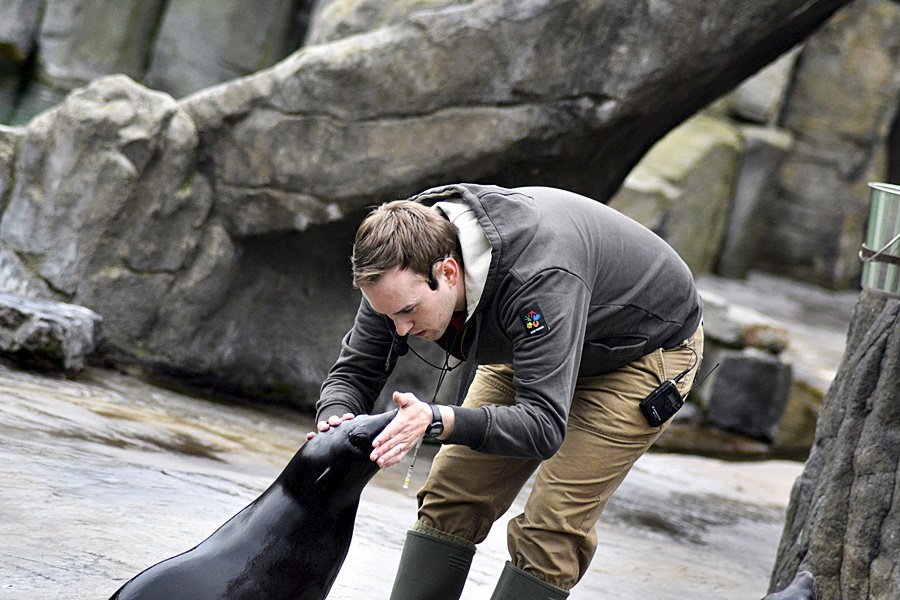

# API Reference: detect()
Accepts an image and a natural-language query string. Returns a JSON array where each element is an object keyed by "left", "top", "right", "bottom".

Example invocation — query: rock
[
  {"left": 36, "top": 0, "right": 166, "bottom": 87},
  {"left": 773, "top": 377, "right": 823, "bottom": 458},
  {"left": 654, "top": 421, "right": 773, "bottom": 459},
  {"left": 755, "top": 0, "right": 900, "bottom": 288},
  {"left": 145, "top": 0, "right": 304, "bottom": 98},
  {"left": 609, "top": 114, "right": 742, "bottom": 274},
  {"left": 716, "top": 126, "right": 794, "bottom": 279},
  {"left": 0, "top": 123, "right": 16, "bottom": 209},
  {"left": 0, "top": 0, "right": 42, "bottom": 66},
  {"left": 699, "top": 289, "right": 791, "bottom": 353},
  {"left": 725, "top": 47, "right": 803, "bottom": 125},
  {"left": 770, "top": 291, "right": 900, "bottom": 599},
  {"left": 1, "top": 0, "right": 853, "bottom": 407},
  {"left": 187, "top": 0, "right": 849, "bottom": 212},
  {"left": 0, "top": 291, "right": 102, "bottom": 372},
  {"left": 306, "top": 0, "right": 467, "bottom": 45},
  {"left": 699, "top": 292, "right": 747, "bottom": 349},
  {"left": 0, "top": 75, "right": 214, "bottom": 347},
  {"left": 0, "top": 247, "right": 52, "bottom": 297},
  {"left": 706, "top": 348, "right": 793, "bottom": 442}
]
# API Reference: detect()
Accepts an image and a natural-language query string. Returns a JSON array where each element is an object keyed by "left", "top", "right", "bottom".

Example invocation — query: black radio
[
  {"left": 640, "top": 360, "right": 719, "bottom": 427},
  {"left": 640, "top": 380, "right": 684, "bottom": 427}
]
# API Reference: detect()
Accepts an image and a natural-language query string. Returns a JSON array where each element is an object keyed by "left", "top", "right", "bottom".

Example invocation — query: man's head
[
  {"left": 352, "top": 200, "right": 460, "bottom": 288},
  {"left": 352, "top": 201, "right": 465, "bottom": 340}
]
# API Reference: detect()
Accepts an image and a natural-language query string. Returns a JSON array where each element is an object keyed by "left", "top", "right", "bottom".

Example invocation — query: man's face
[{"left": 360, "top": 264, "right": 461, "bottom": 341}]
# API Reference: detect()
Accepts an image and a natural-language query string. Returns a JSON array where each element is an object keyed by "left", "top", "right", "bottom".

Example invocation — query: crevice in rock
[
  {"left": 120, "top": 256, "right": 177, "bottom": 277},
  {"left": 13, "top": 250, "right": 74, "bottom": 302},
  {"left": 887, "top": 97, "right": 900, "bottom": 184},
  {"left": 0, "top": 134, "right": 18, "bottom": 216},
  {"left": 287, "top": 0, "right": 319, "bottom": 52},
  {"left": 140, "top": 0, "right": 172, "bottom": 84}
]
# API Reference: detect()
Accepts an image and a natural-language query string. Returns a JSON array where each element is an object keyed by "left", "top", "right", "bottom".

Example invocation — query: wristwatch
[{"left": 425, "top": 404, "right": 444, "bottom": 438}]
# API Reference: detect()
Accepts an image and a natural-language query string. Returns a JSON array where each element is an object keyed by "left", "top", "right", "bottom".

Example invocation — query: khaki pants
[{"left": 415, "top": 325, "right": 703, "bottom": 590}]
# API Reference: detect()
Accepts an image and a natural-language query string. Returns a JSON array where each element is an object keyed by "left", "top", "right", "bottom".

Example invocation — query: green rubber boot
[
  {"left": 489, "top": 562, "right": 569, "bottom": 600},
  {"left": 388, "top": 522, "right": 475, "bottom": 600}
]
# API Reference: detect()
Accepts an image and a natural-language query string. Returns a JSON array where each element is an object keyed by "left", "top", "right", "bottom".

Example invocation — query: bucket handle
[{"left": 859, "top": 231, "right": 900, "bottom": 264}]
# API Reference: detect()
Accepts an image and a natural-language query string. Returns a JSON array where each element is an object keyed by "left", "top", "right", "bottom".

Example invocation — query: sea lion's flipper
[{"left": 762, "top": 571, "right": 819, "bottom": 600}]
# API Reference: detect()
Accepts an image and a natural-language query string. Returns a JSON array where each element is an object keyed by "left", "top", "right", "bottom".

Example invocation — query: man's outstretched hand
[{"left": 369, "top": 391, "right": 433, "bottom": 468}]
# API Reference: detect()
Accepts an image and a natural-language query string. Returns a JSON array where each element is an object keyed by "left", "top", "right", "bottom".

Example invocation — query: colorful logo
[{"left": 520, "top": 305, "right": 548, "bottom": 336}]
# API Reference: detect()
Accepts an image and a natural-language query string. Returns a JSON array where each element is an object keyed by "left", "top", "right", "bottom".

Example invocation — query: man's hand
[
  {"left": 305, "top": 413, "right": 355, "bottom": 441},
  {"left": 370, "top": 391, "right": 432, "bottom": 468}
]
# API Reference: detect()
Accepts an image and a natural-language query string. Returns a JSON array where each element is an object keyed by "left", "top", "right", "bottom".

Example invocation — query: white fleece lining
[{"left": 433, "top": 200, "right": 491, "bottom": 321}]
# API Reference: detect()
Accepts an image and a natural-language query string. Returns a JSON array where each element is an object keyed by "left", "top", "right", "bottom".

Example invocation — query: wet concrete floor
[{"left": 0, "top": 359, "right": 803, "bottom": 600}]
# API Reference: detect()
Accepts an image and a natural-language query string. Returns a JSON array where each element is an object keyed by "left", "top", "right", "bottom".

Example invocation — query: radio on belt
[
  {"left": 640, "top": 379, "right": 684, "bottom": 427},
  {"left": 638, "top": 353, "right": 718, "bottom": 428}
]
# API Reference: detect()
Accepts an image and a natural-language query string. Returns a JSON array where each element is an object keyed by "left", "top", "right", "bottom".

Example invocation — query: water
[{"left": 0, "top": 359, "right": 802, "bottom": 599}]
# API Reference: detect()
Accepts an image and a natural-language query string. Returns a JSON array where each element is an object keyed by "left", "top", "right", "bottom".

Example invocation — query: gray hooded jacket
[{"left": 316, "top": 184, "right": 702, "bottom": 459}]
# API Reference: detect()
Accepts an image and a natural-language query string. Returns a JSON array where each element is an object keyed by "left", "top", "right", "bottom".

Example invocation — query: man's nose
[{"left": 394, "top": 319, "right": 414, "bottom": 336}]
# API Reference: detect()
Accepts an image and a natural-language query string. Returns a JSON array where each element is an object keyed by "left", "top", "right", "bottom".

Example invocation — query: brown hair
[{"left": 352, "top": 200, "right": 459, "bottom": 288}]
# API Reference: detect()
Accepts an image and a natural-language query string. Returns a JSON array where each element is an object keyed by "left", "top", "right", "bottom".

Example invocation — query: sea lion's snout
[{"left": 348, "top": 409, "right": 397, "bottom": 447}]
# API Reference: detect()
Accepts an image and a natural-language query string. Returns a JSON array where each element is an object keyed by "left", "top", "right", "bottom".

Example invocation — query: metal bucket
[{"left": 860, "top": 182, "right": 900, "bottom": 297}]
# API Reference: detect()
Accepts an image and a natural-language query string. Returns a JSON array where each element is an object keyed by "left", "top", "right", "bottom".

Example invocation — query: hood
[{"left": 410, "top": 183, "right": 540, "bottom": 318}]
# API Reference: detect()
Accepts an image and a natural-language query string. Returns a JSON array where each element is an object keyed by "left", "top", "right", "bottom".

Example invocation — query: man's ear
[{"left": 443, "top": 257, "right": 461, "bottom": 287}]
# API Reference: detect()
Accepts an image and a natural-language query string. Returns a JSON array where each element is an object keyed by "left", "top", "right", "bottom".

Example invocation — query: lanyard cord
[{"left": 401, "top": 326, "right": 461, "bottom": 489}]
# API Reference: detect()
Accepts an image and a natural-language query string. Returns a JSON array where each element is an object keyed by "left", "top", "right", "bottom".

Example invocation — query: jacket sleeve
[
  {"left": 451, "top": 268, "right": 590, "bottom": 459},
  {"left": 315, "top": 297, "right": 398, "bottom": 423}
]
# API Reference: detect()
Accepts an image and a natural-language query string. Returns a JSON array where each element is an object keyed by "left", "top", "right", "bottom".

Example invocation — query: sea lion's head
[{"left": 283, "top": 410, "right": 397, "bottom": 501}]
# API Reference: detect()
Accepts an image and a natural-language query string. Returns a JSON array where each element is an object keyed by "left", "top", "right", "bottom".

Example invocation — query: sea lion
[{"left": 110, "top": 410, "right": 397, "bottom": 600}]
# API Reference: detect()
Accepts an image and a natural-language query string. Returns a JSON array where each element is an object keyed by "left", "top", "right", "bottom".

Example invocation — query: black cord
[
  {"left": 672, "top": 346, "right": 699, "bottom": 384},
  {"left": 407, "top": 342, "right": 464, "bottom": 373}
]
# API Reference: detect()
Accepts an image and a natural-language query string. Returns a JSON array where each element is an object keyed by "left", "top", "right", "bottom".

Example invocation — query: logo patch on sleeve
[{"left": 520, "top": 305, "right": 549, "bottom": 337}]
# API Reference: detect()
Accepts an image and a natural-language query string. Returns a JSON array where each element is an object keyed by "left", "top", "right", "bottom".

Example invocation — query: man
[{"left": 313, "top": 184, "right": 703, "bottom": 599}]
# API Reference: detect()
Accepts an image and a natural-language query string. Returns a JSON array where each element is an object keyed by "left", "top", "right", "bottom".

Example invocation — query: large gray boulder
[
  {"left": 0, "top": 75, "right": 214, "bottom": 352},
  {"left": 188, "top": 0, "right": 849, "bottom": 207},
  {"left": 0, "top": 0, "right": 852, "bottom": 407}
]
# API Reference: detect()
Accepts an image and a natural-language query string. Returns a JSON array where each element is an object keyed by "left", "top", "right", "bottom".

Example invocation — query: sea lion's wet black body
[{"left": 110, "top": 410, "right": 396, "bottom": 600}]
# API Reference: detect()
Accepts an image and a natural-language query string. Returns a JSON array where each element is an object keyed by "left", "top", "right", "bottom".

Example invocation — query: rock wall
[
  {"left": 769, "top": 290, "right": 900, "bottom": 598},
  {"left": 0, "top": 0, "right": 854, "bottom": 409},
  {"left": 758, "top": 0, "right": 900, "bottom": 289},
  {"left": 1, "top": 1, "right": 896, "bottom": 289},
  {"left": 0, "top": 0, "right": 315, "bottom": 123},
  {"left": 610, "top": 0, "right": 900, "bottom": 289}
]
